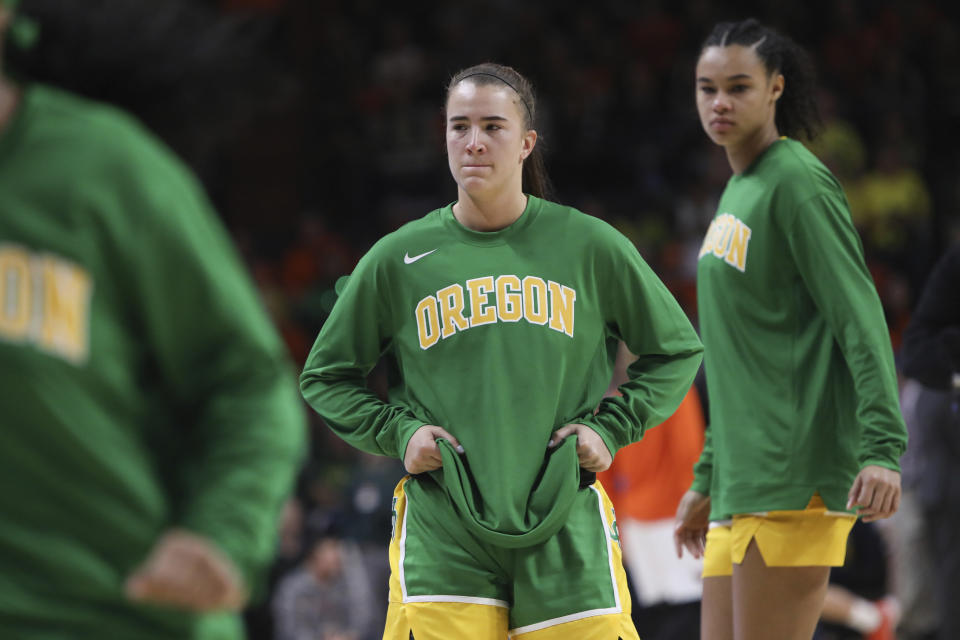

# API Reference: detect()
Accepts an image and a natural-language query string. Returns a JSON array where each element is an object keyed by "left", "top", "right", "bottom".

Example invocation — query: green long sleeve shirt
[
  {"left": 0, "top": 84, "right": 305, "bottom": 639},
  {"left": 691, "top": 138, "right": 907, "bottom": 520},
  {"left": 301, "top": 197, "right": 703, "bottom": 546}
]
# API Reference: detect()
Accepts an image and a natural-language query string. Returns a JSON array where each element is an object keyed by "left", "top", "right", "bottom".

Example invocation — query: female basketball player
[
  {"left": 673, "top": 19, "right": 907, "bottom": 640},
  {"left": 302, "top": 62, "right": 704, "bottom": 640}
]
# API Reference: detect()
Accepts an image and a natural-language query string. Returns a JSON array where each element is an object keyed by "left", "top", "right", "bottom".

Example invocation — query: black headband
[{"left": 457, "top": 71, "right": 533, "bottom": 123}]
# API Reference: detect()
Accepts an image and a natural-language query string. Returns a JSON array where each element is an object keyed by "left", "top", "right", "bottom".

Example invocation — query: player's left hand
[
  {"left": 548, "top": 423, "right": 613, "bottom": 472},
  {"left": 847, "top": 464, "right": 902, "bottom": 522},
  {"left": 125, "top": 528, "right": 247, "bottom": 612}
]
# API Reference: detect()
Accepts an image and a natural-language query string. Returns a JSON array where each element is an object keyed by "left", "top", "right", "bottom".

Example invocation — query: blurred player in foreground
[{"left": 0, "top": 1, "right": 304, "bottom": 637}]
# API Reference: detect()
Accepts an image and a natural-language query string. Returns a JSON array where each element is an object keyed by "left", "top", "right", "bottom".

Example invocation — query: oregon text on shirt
[
  {"left": 414, "top": 275, "right": 576, "bottom": 350},
  {"left": 0, "top": 243, "right": 93, "bottom": 365},
  {"left": 698, "top": 213, "right": 752, "bottom": 272}
]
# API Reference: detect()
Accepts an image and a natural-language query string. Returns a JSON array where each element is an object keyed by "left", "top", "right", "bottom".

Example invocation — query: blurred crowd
[
  {"left": 217, "top": 0, "right": 956, "bottom": 350},
  {"left": 7, "top": 0, "right": 958, "bottom": 639}
]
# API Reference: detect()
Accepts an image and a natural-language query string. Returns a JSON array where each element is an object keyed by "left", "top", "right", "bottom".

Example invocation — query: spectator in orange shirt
[{"left": 598, "top": 342, "right": 706, "bottom": 640}]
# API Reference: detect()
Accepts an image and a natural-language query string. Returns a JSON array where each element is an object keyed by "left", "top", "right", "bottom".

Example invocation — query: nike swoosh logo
[{"left": 404, "top": 249, "right": 437, "bottom": 264}]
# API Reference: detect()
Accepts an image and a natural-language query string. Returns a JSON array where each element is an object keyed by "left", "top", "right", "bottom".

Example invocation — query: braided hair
[{"left": 701, "top": 18, "right": 821, "bottom": 141}]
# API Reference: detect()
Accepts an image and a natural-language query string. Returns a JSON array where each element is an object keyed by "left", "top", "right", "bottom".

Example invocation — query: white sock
[{"left": 847, "top": 599, "right": 882, "bottom": 633}]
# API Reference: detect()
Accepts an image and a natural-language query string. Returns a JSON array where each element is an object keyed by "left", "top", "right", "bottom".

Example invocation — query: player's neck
[
  {"left": 726, "top": 125, "right": 780, "bottom": 174},
  {"left": 453, "top": 189, "right": 528, "bottom": 232}
]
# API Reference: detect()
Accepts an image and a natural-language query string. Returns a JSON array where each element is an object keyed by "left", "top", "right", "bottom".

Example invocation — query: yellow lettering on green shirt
[
  {"left": 38, "top": 255, "right": 93, "bottom": 364},
  {"left": 415, "top": 295, "right": 441, "bottom": 349},
  {"left": 466, "top": 276, "right": 497, "bottom": 328},
  {"left": 548, "top": 280, "right": 576, "bottom": 337},
  {"left": 724, "top": 220, "right": 752, "bottom": 272},
  {"left": 0, "top": 246, "right": 31, "bottom": 340},
  {"left": 437, "top": 283, "right": 469, "bottom": 339},
  {"left": 522, "top": 276, "right": 549, "bottom": 325},
  {"left": 496, "top": 275, "right": 523, "bottom": 322}
]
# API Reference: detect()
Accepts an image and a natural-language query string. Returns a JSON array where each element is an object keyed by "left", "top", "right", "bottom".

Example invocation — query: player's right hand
[
  {"left": 403, "top": 425, "right": 463, "bottom": 474},
  {"left": 125, "top": 528, "right": 247, "bottom": 612},
  {"left": 847, "top": 464, "right": 901, "bottom": 522},
  {"left": 673, "top": 489, "right": 711, "bottom": 559}
]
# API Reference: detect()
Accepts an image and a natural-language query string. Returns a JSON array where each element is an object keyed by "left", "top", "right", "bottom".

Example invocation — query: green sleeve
[
  {"left": 116, "top": 156, "right": 305, "bottom": 590},
  {"left": 299, "top": 251, "right": 427, "bottom": 461},
  {"left": 690, "top": 423, "right": 713, "bottom": 494},
  {"left": 784, "top": 193, "right": 907, "bottom": 470},
  {"left": 580, "top": 232, "right": 704, "bottom": 455}
]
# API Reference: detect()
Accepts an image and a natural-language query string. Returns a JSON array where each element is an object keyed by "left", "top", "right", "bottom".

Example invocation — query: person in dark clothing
[
  {"left": 897, "top": 243, "right": 960, "bottom": 640},
  {"left": 901, "top": 244, "right": 960, "bottom": 392}
]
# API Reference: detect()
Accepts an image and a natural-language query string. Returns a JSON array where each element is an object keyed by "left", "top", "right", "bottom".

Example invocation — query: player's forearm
[{"left": 178, "top": 374, "right": 305, "bottom": 585}]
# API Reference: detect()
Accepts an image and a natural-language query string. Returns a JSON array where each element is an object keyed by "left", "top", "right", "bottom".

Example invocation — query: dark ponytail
[
  {"left": 701, "top": 18, "right": 821, "bottom": 141},
  {"left": 446, "top": 62, "right": 553, "bottom": 201}
]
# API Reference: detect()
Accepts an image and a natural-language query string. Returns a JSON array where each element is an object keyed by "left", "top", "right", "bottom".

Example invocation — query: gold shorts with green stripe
[{"left": 702, "top": 494, "right": 856, "bottom": 578}]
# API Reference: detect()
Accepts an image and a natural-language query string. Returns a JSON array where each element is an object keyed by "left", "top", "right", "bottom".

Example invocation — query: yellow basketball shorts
[{"left": 702, "top": 494, "right": 856, "bottom": 578}]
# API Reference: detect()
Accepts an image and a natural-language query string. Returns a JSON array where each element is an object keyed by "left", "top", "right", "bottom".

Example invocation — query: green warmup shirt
[
  {"left": 301, "top": 196, "right": 703, "bottom": 547},
  {"left": 691, "top": 138, "right": 907, "bottom": 520},
  {"left": 0, "top": 84, "right": 305, "bottom": 638}
]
